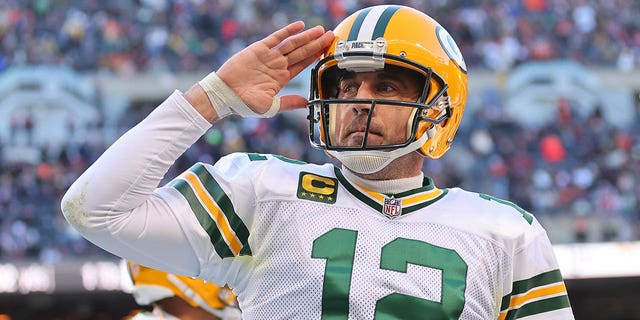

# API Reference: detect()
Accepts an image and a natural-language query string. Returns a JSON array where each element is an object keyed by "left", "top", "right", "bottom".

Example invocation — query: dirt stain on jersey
[{"left": 61, "top": 184, "right": 88, "bottom": 230}]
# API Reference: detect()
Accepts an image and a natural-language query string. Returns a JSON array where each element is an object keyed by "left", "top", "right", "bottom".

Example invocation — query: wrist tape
[{"left": 198, "top": 71, "right": 280, "bottom": 119}]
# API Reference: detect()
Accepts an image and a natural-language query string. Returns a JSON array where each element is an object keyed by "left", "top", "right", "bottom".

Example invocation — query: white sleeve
[
  {"left": 500, "top": 221, "right": 574, "bottom": 319},
  {"left": 61, "top": 90, "right": 213, "bottom": 276}
]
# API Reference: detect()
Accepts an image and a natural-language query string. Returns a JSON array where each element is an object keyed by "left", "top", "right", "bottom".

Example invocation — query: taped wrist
[{"left": 198, "top": 71, "right": 281, "bottom": 119}]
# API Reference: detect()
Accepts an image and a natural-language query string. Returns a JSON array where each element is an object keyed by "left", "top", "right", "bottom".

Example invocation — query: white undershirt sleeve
[{"left": 61, "top": 90, "right": 213, "bottom": 276}]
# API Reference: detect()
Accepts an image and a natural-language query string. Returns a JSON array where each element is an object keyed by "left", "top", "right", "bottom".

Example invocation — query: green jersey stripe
[
  {"left": 504, "top": 295, "right": 571, "bottom": 320},
  {"left": 500, "top": 269, "right": 565, "bottom": 311},
  {"left": 334, "top": 167, "right": 382, "bottom": 212},
  {"left": 190, "top": 163, "right": 252, "bottom": 255},
  {"left": 393, "top": 177, "right": 436, "bottom": 197},
  {"left": 500, "top": 294, "right": 512, "bottom": 312},
  {"left": 401, "top": 189, "right": 449, "bottom": 215},
  {"left": 334, "top": 167, "right": 447, "bottom": 216},
  {"left": 479, "top": 194, "right": 533, "bottom": 225},
  {"left": 169, "top": 179, "right": 237, "bottom": 258},
  {"left": 512, "top": 269, "right": 564, "bottom": 295}
]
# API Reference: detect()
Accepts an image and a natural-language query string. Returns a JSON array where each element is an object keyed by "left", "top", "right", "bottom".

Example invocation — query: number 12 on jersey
[{"left": 312, "top": 228, "right": 468, "bottom": 320}]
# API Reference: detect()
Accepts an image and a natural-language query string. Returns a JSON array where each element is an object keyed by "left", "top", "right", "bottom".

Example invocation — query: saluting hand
[{"left": 217, "top": 21, "right": 334, "bottom": 114}]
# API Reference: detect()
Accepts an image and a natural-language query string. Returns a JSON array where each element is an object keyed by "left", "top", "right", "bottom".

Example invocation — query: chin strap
[{"left": 327, "top": 133, "right": 429, "bottom": 174}]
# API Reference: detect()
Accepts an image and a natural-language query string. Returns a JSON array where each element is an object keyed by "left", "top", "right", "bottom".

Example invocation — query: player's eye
[
  {"left": 339, "top": 81, "right": 359, "bottom": 98},
  {"left": 376, "top": 82, "right": 399, "bottom": 97}
]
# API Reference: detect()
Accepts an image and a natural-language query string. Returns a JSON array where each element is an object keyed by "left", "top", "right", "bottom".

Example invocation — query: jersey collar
[{"left": 333, "top": 166, "right": 448, "bottom": 217}]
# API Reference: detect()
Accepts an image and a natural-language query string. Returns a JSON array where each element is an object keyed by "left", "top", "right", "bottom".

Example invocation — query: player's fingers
[
  {"left": 288, "top": 52, "right": 324, "bottom": 79},
  {"left": 273, "top": 25, "right": 326, "bottom": 55},
  {"left": 279, "top": 95, "right": 309, "bottom": 111},
  {"left": 285, "top": 30, "right": 334, "bottom": 69},
  {"left": 261, "top": 21, "right": 306, "bottom": 48}
]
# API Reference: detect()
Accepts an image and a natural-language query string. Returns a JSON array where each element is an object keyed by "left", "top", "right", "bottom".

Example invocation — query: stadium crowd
[
  {"left": 0, "top": 0, "right": 639, "bottom": 262},
  {"left": 0, "top": 0, "right": 639, "bottom": 74}
]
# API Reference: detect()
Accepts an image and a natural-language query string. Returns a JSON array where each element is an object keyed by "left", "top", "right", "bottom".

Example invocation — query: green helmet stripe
[
  {"left": 347, "top": 5, "right": 402, "bottom": 41},
  {"left": 347, "top": 7, "right": 372, "bottom": 41},
  {"left": 372, "top": 5, "right": 401, "bottom": 39}
]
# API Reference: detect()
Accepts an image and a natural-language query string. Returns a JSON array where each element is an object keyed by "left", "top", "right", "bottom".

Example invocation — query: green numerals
[
  {"left": 312, "top": 228, "right": 467, "bottom": 319},
  {"left": 312, "top": 228, "right": 357, "bottom": 319}
]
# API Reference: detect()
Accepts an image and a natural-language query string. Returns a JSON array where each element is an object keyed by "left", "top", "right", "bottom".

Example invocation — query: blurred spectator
[{"left": 540, "top": 134, "right": 566, "bottom": 163}]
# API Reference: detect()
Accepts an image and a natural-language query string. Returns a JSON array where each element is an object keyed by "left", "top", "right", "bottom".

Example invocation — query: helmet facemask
[{"left": 307, "top": 53, "right": 451, "bottom": 173}]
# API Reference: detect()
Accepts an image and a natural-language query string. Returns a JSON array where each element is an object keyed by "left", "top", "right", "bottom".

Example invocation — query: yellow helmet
[
  {"left": 308, "top": 5, "right": 467, "bottom": 160},
  {"left": 126, "top": 261, "right": 238, "bottom": 317}
]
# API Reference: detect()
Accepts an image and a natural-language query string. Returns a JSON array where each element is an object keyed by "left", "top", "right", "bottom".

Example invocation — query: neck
[
  {"left": 342, "top": 152, "right": 425, "bottom": 194},
  {"left": 343, "top": 168, "right": 423, "bottom": 194}
]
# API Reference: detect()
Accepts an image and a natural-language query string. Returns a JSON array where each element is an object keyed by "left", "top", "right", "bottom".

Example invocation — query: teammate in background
[
  {"left": 123, "top": 261, "right": 240, "bottom": 320},
  {"left": 62, "top": 5, "right": 574, "bottom": 319}
]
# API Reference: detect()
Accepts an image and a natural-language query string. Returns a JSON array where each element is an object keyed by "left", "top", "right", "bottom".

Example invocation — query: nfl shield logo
[{"left": 383, "top": 196, "right": 402, "bottom": 219}]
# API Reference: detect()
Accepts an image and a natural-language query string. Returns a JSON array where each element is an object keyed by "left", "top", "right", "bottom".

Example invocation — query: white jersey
[{"left": 62, "top": 91, "right": 573, "bottom": 319}]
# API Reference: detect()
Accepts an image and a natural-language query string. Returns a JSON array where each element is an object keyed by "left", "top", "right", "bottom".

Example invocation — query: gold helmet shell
[{"left": 308, "top": 5, "right": 468, "bottom": 158}]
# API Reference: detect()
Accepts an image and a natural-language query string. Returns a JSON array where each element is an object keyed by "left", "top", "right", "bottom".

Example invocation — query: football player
[
  {"left": 123, "top": 261, "right": 240, "bottom": 320},
  {"left": 63, "top": 5, "right": 574, "bottom": 319}
]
